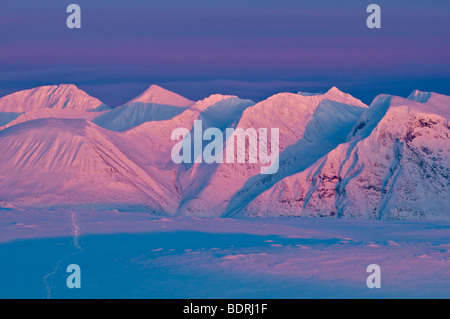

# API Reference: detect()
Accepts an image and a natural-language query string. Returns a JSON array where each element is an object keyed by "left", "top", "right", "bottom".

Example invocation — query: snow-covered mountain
[
  {"left": 93, "top": 85, "right": 195, "bottom": 131},
  {"left": 181, "top": 87, "right": 368, "bottom": 216},
  {"left": 125, "top": 84, "right": 195, "bottom": 107},
  {"left": 0, "top": 84, "right": 109, "bottom": 112},
  {"left": 112, "top": 94, "right": 255, "bottom": 214},
  {"left": 242, "top": 91, "right": 450, "bottom": 220},
  {"left": 0, "top": 88, "right": 254, "bottom": 214},
  {"left": 0, "top": 109, "right": 103, "bottom": 131},
  {"left": 0, "top": 118, "right": 175, "bottom": 212},
  {"left": 0, "top": 85, "right": 448, "bottom": 220}
]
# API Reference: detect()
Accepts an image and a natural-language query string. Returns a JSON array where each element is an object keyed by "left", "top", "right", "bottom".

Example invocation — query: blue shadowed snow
[
  {"left": 0, "top": 112, "right": 21, "bottom": 127},
  {"left": 1, "top": 211, "right": 449, "bottom": 299},
  {"left": 0, "top": 231, "right": 341, "bottom": 299},
  {"left": 93, "top": 102, "right": 188, "bottom": 131}
]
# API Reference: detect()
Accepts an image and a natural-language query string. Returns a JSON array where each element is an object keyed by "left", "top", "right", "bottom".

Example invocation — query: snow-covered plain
[{"left": 0, "top": 209, "right": 448, "bottom": 298}]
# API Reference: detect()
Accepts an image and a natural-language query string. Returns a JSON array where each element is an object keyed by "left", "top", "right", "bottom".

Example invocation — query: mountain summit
[
  {"left": 0, "top": 84, "right": 108, "bottom": 112},
  {"left": 93, "top": 85, "right": 196, "bottom": 131},
  {"left": 298, "top": 86, "right": 367, "bottom": 108},
  {"left": 125, "top": 84, "right": 195, "bottom": 108}
]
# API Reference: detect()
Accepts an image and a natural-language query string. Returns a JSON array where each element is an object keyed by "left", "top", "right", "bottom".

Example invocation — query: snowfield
[{"left": 0, "top": 210, "right": 449, "bottom": 298}]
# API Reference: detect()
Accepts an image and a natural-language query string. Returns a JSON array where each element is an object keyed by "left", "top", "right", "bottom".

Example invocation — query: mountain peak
[
  {"left": 298, "top": 87, "right": 367, "bottom": 108},
  {"left": 126, "top": 84, "right": 195, "bottom": 108},
  {"left": 56, "top": 83, "right": 78, "bottom": 89},
  {"left": 407, "top": 90, "right": 432, "bottom": 103},
  {"left": 0, "top": 84, "right": 107, "bottom": 112},
  {"left": 324, "top": 86, "right": 368, "bottom": 108},
  {"left": 191, "top": 94, "right": 239, "bottom": 112},
  {"left": 327, "top": 86, "right": 343, "bottom": 94}
]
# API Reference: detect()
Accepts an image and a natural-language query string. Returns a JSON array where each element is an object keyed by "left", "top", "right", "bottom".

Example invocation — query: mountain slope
[
  {"left": 93, "top": 85, "right": 195, "bottom": 131},
  {"left": 109, "top": 95, "right": 255, "bottom": 214},
  {"left": 243, "top": 92, "right": 450, "bottom": 220},
  {"left": 0, "top": 118, "right": 175, "bottom": 212},
  {"left": 0, "top": 112, "right": 22, "bottom": 127},
  {"left": 180, "top": 87, "right": 368, "bottom": 216},
  {"left": 126, "top": 84, "right": 195, "bottom": 107},
  {"left": 0, "top": 109, "right": 105, "bottom": 131}
]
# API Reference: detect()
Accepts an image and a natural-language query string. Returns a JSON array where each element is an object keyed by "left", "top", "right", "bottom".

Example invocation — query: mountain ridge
[
  {"left": 0, "top": 85, "right": 447, "bottom": 220},
  {"left": 0, "top": 84, "right": 110, "bottom": 112}
]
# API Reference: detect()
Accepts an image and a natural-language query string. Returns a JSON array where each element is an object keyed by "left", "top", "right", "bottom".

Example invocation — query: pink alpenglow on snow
[
  {"left": 0, "top": 85, "right": 448, "bottom": 220},
  {"left": 0, "top": 84, "right": 449, "bottom": 299},
  {"left": 0, "top": 84, "right": 110, "bottom": 112},
  {"left": 170, "top": 119, "right": 280, "bottom": 174},
  {"left": 125, "top": 84, "right": 195, "bottom": 108}
]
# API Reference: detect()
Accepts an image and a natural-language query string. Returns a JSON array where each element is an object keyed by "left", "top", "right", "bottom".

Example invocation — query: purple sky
[{"left": 0, "top": 0, "right": 449, "bottom": 105}]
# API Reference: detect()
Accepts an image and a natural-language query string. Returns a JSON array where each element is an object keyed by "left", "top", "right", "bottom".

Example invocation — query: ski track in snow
[
  {"left": 71, "top": 211, "right": 82, "bottom": 251},
  {"left": 43, "top": 211, "right": 83, "bottom": 299}
]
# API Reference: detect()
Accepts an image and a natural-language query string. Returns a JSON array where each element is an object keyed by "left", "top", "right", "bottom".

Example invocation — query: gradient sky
[{"left": 0, "top": 0, "right": 449, "bottom": 105}]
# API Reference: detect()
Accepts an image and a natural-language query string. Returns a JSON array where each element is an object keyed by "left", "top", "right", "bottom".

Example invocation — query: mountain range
[{"left": 0, "top": 84, "right": 448, "bottom": 220}]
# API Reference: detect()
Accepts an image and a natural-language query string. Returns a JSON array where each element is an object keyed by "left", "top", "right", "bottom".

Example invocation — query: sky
[{"left": 0, "top": 0, "right": 449, "bottom": 106}]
